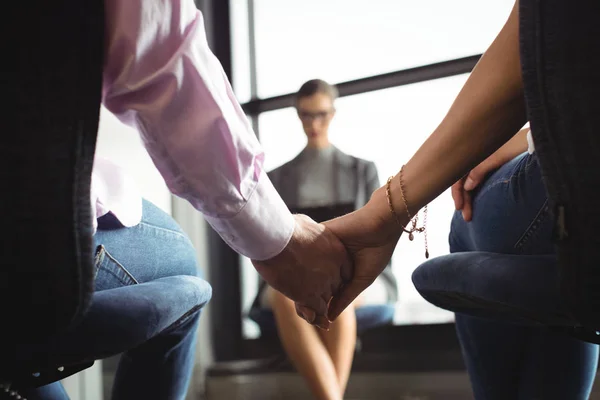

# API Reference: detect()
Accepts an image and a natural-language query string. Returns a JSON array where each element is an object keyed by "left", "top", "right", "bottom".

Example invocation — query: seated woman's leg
[
  {"left": 318, "top": 302, "right": 357, "bottom": 394},
  {"left": 449, "top": 153, "right": 598, "bottom": 400},
  {"left": 93, "top": 199, "right": 205, "bottom": 400},
  {"left": 269, "top": 288, "right": 347, "bottom": 400}
]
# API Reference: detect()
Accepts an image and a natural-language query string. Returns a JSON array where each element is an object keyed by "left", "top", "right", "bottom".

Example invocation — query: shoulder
[
  {"left": 332, "top": 148, "right": 378, "bottom": 174},
  {"left": 332, "top": 147, "right": 357, "bottom": 167}
]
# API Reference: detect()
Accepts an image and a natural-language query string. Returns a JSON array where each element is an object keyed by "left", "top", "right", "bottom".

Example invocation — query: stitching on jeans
[
  {"left": 98, "top": 247, "right": 139, "bottom": 285},
  {"left": 514, "top": 199, "right": 549, "bottom": 251},
  {"left": 94, "top": 245, "right": 105, "bottom": 278},
  {"left": 138, "top": 222, "right": 189, "bottom": 241},
  {"left": 474, "top": 154, "right": 532, "bottom": 199}
]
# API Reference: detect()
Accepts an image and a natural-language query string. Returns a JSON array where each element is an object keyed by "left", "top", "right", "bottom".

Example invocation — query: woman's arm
[
  {"left": 380, "top": 0, "right": 525, "bottom": 231},
  {"left": 325, "top": 0, "right": 527, "bottom": 320}
]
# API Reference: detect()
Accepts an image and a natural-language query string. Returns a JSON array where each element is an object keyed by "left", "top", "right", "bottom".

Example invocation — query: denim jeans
[
  {"left": 21, "top": 200, "right": 208, "bottom": 400},
  {"left": 449, "top": 153, "right": 598, "bottom": 400}
]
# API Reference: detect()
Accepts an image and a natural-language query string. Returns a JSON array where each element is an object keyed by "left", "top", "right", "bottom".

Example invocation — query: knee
[{"left": 178, "top": 240, "right": 202, "bottom": 279}]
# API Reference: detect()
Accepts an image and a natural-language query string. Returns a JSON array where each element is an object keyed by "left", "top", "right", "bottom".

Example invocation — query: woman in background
[{"left": 253, "top": 80, "right": 397, "bottom": 400}]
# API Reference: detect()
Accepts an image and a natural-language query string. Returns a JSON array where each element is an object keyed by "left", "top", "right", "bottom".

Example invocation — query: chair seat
[
  {"left": 5, "top": 275, "right": 211, "bottom": 388},
  {"left": 411, "top": 252, "right": 575, "bottom": 327}
]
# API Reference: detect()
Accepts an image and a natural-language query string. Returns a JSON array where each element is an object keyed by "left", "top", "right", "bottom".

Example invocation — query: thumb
[
  {"left": 296, "top": 303, "right": 330, "bottom": 330},
  {"left": 465, "top": 156, "right": 501, "bottom": 191},
  {"left": 327, "top": 278, "right": 370, "bottom": 321},
  {"left": 463, "top": 166, "right": 486, "bottom": 191}
]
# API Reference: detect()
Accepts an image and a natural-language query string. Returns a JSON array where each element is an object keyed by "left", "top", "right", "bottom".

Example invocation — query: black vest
[{"left": 3, "top": 0, "right": 105, "bottom": 348}]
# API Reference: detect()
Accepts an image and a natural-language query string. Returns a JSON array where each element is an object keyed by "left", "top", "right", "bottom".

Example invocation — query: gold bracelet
[
  {"left": 385, "top": 175, "right": 416, "bottom": 236},
  {"left": 385, "top": 166, "right": 429, "bottom": 259},
  {"left": 385, "top": 176, "right": 402, "bottom": 226}
]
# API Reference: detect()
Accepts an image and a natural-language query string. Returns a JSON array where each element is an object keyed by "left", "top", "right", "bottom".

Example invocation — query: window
[
  {"left": 249, "top": 0, "right": 513, "bottom": 98},
  {"left": 240, "top": 74, "right": 471, "bottom": 338},
  {"left": 230, "top": 0, "right": 252, "bottom": 103},
  {"left": 228, "top": 0, "right": 518, "bottom": 344}
]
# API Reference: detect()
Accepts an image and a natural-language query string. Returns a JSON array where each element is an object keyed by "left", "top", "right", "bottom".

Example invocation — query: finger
[
  {"left": 295, "top": 304, "right": 316, "bottom": 324},
  {"left": 327, "top": 279, "right": 370, "bottom": 321},
  {"left": 451, "top": 181, "right": 464, "bottom": 210},
  {"left": 296, "top": 302, "right": 330, "bottom": 330},
  {"left": 313, "top": 315, "right": 331, "bottom": 331},
  {"left": 463, "top": 176, "right": 476, "bottom": 191},
  {"left": 464, "top": 161, "right": 491, "bottom": 192},
  {"left": 462, "top": 190, "right": 473, "bottom": 222},
  {"left": 305, "top": 292, "right": 332, "bottom": 325}
]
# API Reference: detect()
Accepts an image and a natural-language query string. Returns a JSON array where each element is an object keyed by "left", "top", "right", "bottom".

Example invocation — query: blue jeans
[
  {"left": 22, "top": 200, "right": 207, "bottom": 400},
  {"left": 449, "top": 153, "right": 598, "bottom": 399}
]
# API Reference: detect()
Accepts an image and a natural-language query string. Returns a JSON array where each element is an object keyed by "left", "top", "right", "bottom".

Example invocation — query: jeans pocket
[{"left": 94, "top": 245, "right": 139, "bottom": 291}]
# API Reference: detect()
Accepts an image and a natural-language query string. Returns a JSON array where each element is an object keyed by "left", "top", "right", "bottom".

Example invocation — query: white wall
[
  {"left": 94, "top": 108, "right": 172, "bottom": 214},
  {"left": 172, "top": 197, "right": 214, "bottom": 400}
]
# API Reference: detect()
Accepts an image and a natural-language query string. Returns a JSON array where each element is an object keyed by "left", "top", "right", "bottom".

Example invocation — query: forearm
[
  {"left": 493, "top": 127, "right": 530, "bottom": 163},
  {"left": 102, "top": 0, "right": 294, "bottom": 260},
  {"left": 385, "top": 1, "right": 526, "bottom": 225}
]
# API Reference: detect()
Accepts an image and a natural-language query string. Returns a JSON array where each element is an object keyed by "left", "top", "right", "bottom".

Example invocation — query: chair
[
  {"left": 411, "top": 251, "right": 600, "bottom": 344},
  {"left": 2, "top": 1, "right": 211, "bottom": 397}
]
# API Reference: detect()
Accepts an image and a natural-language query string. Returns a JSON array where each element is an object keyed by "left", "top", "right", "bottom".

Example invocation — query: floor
[{"left": 204, "top": 371, "right": 473, "bottom": 400}]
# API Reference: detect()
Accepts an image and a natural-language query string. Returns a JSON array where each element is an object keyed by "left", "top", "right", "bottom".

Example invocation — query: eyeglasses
[{"left": 297, "top": 109, "right": 334, "bottom": 123}]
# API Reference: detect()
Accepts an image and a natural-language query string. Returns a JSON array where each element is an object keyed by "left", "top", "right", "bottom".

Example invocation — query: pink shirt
[{"left": 93, "top": 0, "right": 294, "bottom": 261}]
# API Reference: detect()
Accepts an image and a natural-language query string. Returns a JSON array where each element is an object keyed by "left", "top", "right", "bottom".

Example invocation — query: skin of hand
[
  {"left": 252, "top": 214, "right": 353, "bottom": 330},
  {"left": 322, "top": 187, "right": 404, "bottom": 321},
  {"left": 452, "top": 127, "right": 530, "bottom": 221}
]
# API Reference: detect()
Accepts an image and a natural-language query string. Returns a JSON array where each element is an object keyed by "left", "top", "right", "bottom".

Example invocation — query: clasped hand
[{"left": 253, "top": 187, "right": 401, "bottom": 328}]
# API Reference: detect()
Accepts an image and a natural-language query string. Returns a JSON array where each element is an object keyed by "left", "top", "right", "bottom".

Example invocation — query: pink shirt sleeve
[{"left": 101, "top": 0, "right": 294, "bottom": 260}]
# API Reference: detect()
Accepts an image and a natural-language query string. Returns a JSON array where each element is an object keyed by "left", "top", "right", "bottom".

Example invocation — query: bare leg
[
  {"left": 269, "top": 289, "right": 342, "bottom": 400},
  {"left": 318, "top": 303, "right": 358, "bottom": 394}
]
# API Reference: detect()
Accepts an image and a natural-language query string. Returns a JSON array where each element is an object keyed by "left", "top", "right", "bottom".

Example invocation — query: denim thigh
[
  {"left": 449, "top": 153, "right": 553, "bottom": 256},
  {"left": 93, "top": 199, "right": 200, "bottom": 291}
]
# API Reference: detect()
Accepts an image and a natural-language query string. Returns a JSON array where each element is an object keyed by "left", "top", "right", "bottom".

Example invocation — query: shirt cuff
[
  {"left": 203, "top": 171, "right": 295, "bottom": 261},
  {"left": 526, "top": 129, "right": 536, "bottom": 154}
]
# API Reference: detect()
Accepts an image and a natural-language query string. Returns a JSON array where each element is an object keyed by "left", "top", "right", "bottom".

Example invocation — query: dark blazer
[
  {"left": 263, "top": 146, "right": 398, "bottom": 303},
  {"left": 269, "top": 146, "right": 379, "bottom": 211}
]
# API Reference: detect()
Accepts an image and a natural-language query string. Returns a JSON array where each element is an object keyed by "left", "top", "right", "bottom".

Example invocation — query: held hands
[
  {"left": 322, "top": 187, "right": 402, "bottom": 321},
  {"left": 252, "top": 214, "right": 352, "bottom": 330}
]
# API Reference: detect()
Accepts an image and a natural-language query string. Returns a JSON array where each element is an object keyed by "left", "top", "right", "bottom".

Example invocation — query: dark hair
[{"left": 295, "top": 79, "right": 339, "bottom": 106}]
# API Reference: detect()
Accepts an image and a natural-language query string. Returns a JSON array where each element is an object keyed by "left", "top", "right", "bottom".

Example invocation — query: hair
[{"left": 295, "top": 79, "right": 339, "bottom": 106}]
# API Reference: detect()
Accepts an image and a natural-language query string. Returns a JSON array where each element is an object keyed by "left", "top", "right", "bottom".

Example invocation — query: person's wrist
[
  {"left": 254, "top": 218, "right": 299, "bottom": 266},
  {"left": 366, "top": 185, "right": 406, "bottom": 241}
]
